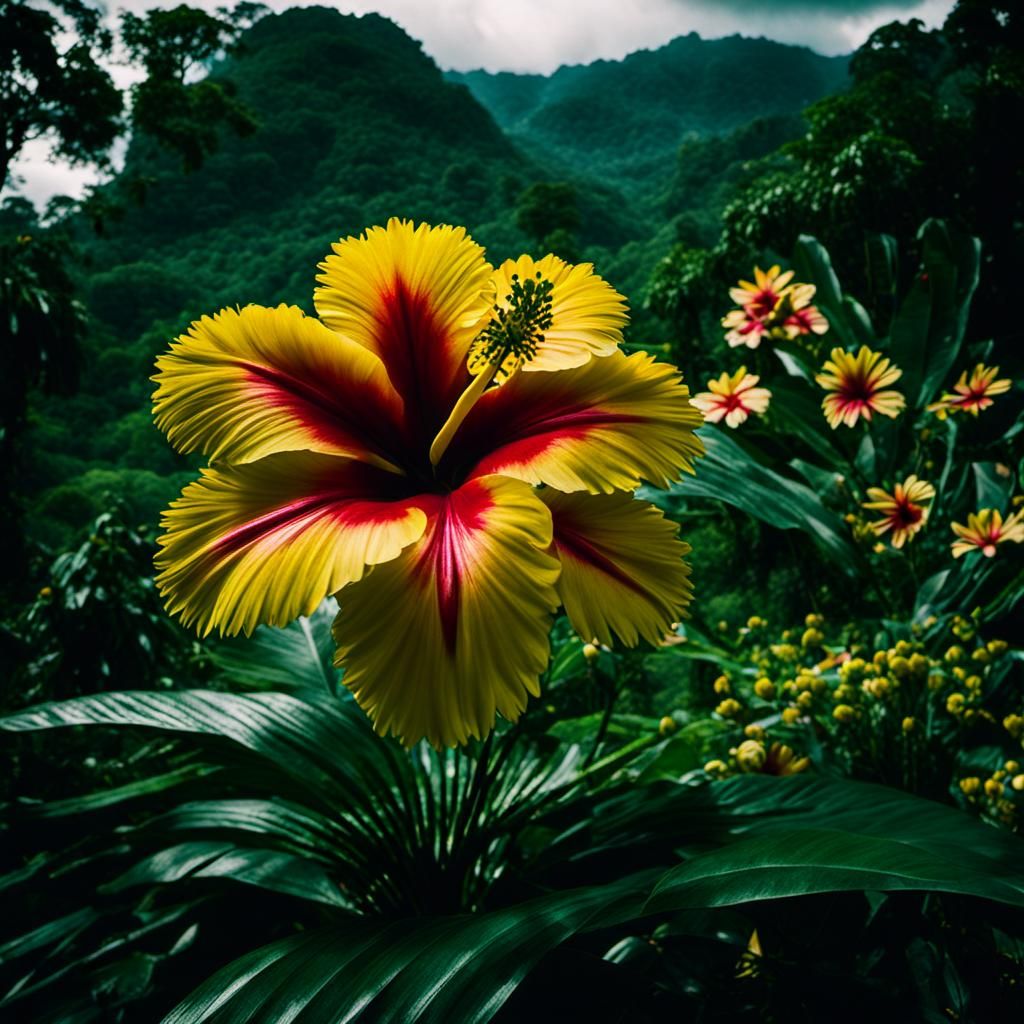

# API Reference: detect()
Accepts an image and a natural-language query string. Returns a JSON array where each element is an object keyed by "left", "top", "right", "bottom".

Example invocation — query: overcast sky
[{"left": 7, "top": 0, "right": 955, "bottom": 207}]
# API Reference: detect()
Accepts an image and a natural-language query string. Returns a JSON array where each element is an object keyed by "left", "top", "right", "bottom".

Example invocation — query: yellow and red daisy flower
[
  {"left": 862, "top": 475, "right": 935, "bottom": 549},
  {"left": 729, "top": 265, "right": 795, "bottom": 320},
  {"left": 779, "top": 298, "right": 829, "bottom": 340},
  {"left": 691, "top": 367, "right": 771, "bottom": 428},
  {"left": 722, "top": 307, "right": 771, "bottom": 350},
  {"left": 951, "top": 508, "right": 1024, "bottom": 558},
  {"left": 152, "top": 219, "right": 703, "bottom": 747},
  {"left": 723, "top": 269, "right": 829, "bottom": 348},
  {"left": 816, "top": 345, "right": 905, "bottom": 429},
  {"left": 927, "top": 363, "right": 1012, "bottom": 418}
]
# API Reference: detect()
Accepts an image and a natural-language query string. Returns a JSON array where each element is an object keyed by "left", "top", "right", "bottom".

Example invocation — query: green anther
[{"left": 476, "top": 271, "right": 554, "bottom": 376}]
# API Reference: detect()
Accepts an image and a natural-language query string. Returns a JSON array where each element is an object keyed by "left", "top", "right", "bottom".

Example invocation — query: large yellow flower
[
  {"left": 950, "top": 508, "right": 1024, "bottom": 558},
  {"left": 816, "top": 345, "right": 905, "bottom": 429},
  {"left": 862, "top": 475, "right": 935, "bottom": 549},
  {"left": 152, "top": 219, "right": 703, "bottom": 747}
]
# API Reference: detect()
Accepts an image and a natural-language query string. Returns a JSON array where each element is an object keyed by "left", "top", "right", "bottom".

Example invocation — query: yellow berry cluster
[{"left": 958, "top": 760, "right": 1024, "bottom": 829}]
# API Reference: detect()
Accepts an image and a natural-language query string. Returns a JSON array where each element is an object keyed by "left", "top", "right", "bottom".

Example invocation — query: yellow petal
[
  {"left": 541, "top": 490, "right": 693, "bottom": 647},
  {"left": 314, "top": 219, "right": 493, "bottom": 436},
  {"left": 153, "top": 304, "right": 406, "bottom": 472},
  {"left": 156, "top": 453, "right": 427, "bottom": 637},
  {"left": 449, "top": 350, "right": 704, "bottom": 494},
  {"left": 470, "top": 254, "right": 627, "bottom": 378},
  {"left": 333, "top": 475, "right": 560, "bottom": 748}
]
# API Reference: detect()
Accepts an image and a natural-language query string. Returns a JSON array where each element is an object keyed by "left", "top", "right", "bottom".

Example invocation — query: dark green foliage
[
  {"left": 0, "top": 0, "right": 122, "bottom": 188},
  {"left": 715, "top": 3, "right": 1023, "bottom": 335},
  {"left": 514, "top": 180, "right": 581, "bottom": 257},
  {"left": 119, "top": 3, "right": 257, "bottom": 172},
  {"left": 3, "top": 676, "right": 1024, "bottom": 1022},
  {"left": 5, "top": 503, "right": 193, "bottom": 709}
]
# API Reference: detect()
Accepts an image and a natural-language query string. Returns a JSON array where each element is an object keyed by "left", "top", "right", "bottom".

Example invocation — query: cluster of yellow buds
[
  {"left": 733, "top": 739, "right": 768, "bottom": 771},
  {"left": 801, "top": 627, "right": 824, "bottom": 649},
  {"left": 715, "top": 698, "right": 742, "bottom": 718},
  {"left": 701, "top": 614, "right": 1019, "bottom": 815},
  {"left": 950, "top": 614, "right": 976, "bottom": 642},
  {"left": 959, "top": 760, "right": 1024, "bottom": 829},
  {"left": 863, "top": 676, "right": 891, "bottom": 700},
  {"left": 1004, "top": 714, "right": 1024, "bottom": 740}
]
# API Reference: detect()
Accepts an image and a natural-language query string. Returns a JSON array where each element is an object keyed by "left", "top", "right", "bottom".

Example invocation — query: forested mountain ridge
[
  {"left": 85, "top": 5, "right": 532, "bottom": 332},
  {"left": 447, "top": 34, "right": 849, "bottom": 185}
]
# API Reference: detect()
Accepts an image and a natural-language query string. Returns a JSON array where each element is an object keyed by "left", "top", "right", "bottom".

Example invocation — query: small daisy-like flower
[
  {"left": 722, "top": 307, "right": 770, "bottom": 349},
  {"left": 779, "top": 302, "right": 829, "bottom": 340},
  {"left": 951, "top": 508, "right": 1024, "bottom": 558},
  {"left": 729, "top": 265, "right": 795, "bottom": 319},
  {"left": 863, "top": 475, "right": 935, "bottom": 548},
  {"left": 816, "top": 345, "right": 905, "bottom": 428},
  {"left": 691, "top": 367, "right": 771, "bottom": 428},
  {"left": 927, "top": 364, "right": 1012, "bottom": 418}
]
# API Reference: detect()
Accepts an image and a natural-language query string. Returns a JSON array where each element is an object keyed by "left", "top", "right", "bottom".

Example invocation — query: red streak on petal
[
  {"left": 216, "top": 494, "right": 339, "bottom": 555},
  {"left": 375, "top": 277, "right": 466, "bottom": 441},
  {"left": 456, "top": 403, "right": 642, "bottom": 480},
  {"left": 554, "top": 521, "right": 646, "bottom": 597},
  {"left": 414, "top": 482, "right": 491, "bottom": 654},
  {"left": 241, "top": 360, "right": 401, "bottom": 465},
  {"left": 214, "top": 464, "right": 415, "bottom": 556}
]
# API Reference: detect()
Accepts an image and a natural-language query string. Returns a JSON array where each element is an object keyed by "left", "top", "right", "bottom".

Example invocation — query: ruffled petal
[
  {"left": 314, "top": 219, "right": 493, "bottom": 440},
  {"left": 541, "top": 490, "right": 693, "bottom": 647},
  {"left": 153, "top": 304, "right": 406, "bottom": 472},
  {"left": 156, "top": 453, "right": 427, "bottom": 637},
  {"left": 446, "top": 350, "right": 703, "bottom": 494},
  {"left": 468, "top": 254, "right": 626, "bottom": 378},
  {"left": 332, "top": 475, "right": 560, "bottom": 748}
]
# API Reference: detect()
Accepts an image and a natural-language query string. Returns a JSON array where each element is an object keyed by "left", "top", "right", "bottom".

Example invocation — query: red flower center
[{"left": 895, "top": 502, "right": 922, "bottom": 527}]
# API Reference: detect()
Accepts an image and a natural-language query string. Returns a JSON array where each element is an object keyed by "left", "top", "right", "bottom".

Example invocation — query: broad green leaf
[
  {"left": 889, "top": 220, "right": 980, "bottom": 409},
  {"left": 764, "top": 376, "right": 845, "bottom": 469},
  {"left": 973, "top": 462, "right": 1014, "bottom": 510},
  {"left": 0, "top": 908, "right": 98, "bottom": 966},
  {"left": 651, "top": 429, "right": 858, "bottom": 569},
  {"left": 142, "top": 799, "right": 346, "bottom": 860},
  {"left": 646, "top": 775, "right": 1024, "bottom": 912},
  {"left": 206, "top": 599, "right": 339, "bottom": 693},
  {"left": 792, "top": 234, "right": 871, "bottom": 347},
  {"left": 100, "top": 840, "right": 351, "bottom": 908},
  {"left": 19, "top": 763, "right": 220, "bottom": 819},
  {"left": 161, "top": 875, "right": 654, "bottom": 1024}
]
